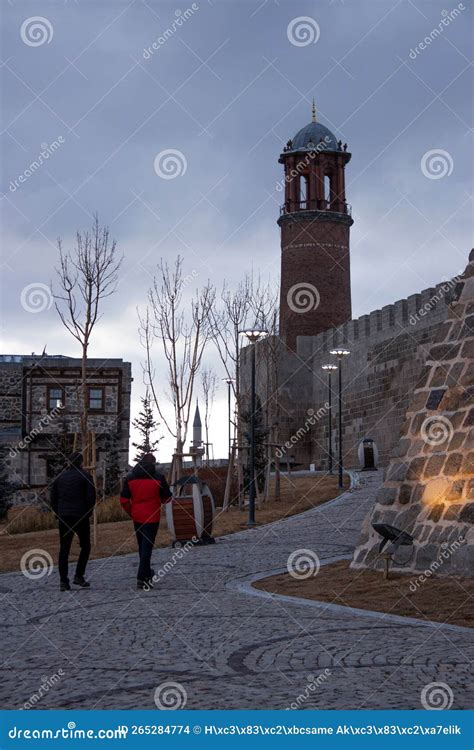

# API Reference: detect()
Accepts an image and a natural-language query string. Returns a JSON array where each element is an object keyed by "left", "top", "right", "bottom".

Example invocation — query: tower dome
[{"left": 291, "top": 121, "right": 339, "bottom": 152}]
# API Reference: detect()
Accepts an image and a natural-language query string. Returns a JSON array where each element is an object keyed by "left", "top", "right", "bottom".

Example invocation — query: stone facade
[
  {"left": 242, "top": 277, "right": 455, "bottom": 471},
  {"left": 352, "top": 252, "right": 473, "bottom": 576},
  {"left": 0, "top": 354, "right": 131, "bottom": 505}
]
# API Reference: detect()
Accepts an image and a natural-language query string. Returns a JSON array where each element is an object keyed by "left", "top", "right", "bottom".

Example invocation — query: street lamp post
[
  {"left": 329, "top": 349, "right": 350, "bottom": 488},
  {"left": 321, "top": 364, "right": 337, "bottom": 474},
  {"left": 222, "top": 378, "right": 235, "bottom": 456},
  {"left": 239, "top": 328, "right": 268, "bottom": 526}
]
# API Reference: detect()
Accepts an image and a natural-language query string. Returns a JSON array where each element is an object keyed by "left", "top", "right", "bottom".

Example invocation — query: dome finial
[{"left": 311, "top": 98, "right": 316, "bottom": 123}]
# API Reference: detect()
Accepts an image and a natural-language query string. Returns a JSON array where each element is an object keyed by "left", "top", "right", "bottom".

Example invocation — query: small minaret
[{"left": 192, "top": 401, "right": 202, "bottom": 449}]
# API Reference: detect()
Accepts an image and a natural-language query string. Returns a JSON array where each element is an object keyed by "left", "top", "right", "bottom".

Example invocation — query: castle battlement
[{"left": 296, "top": 278, "right": 456, "bottom": 357}]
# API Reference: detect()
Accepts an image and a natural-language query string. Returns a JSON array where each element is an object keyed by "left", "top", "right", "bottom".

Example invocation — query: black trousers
[
  {"left": 58, "top": 516, "right": 91, "bottom": 583},
  {"left": 134, "top": 522, "right": 159, "bottom": 581}
]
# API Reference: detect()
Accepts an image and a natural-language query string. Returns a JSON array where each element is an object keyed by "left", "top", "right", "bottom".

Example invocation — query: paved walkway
[{"left": 1, "top": 473, "right": 472, "bottom": 710}]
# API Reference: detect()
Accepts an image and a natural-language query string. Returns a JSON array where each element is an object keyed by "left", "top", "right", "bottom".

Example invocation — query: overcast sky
[{"left": 1, "top": 0, "right": 472, "bottom": 461}]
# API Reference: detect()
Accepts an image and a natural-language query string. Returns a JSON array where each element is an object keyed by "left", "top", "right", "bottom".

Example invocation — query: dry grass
[
  {"left": 0, "top": 472, "right": 347, "bottom": 574},
  {"left": 254, "top": 559, "right": 474, "bottom": 629}
]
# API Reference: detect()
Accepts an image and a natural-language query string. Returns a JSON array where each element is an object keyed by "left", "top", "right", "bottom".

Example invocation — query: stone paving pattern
[{"left": 1, "top": 473, "right": 472, "bottom": 710}]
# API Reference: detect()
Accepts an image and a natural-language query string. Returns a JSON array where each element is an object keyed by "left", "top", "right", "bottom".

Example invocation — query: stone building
[
  {"left": 0, "top": 353, "right": 131, "bottom": 505},
  {"left": 241, "top": 108, "right": 464, "bottom": 473}
]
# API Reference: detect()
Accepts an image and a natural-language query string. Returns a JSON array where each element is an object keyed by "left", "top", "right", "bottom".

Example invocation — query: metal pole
[
  {"left": 338, "top": 358, "right": 343, "bottom": 489},
  {"left": 248, "top": 344, "right": 256, "bottom": 526},
  {"left": 328, "top": 372, "right": 333, "bottom": 474}
]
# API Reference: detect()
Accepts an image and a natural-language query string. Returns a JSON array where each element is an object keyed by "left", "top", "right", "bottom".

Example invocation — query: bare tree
[
  {"left": 210, "top": 273, "right": 278, "bottom": 506},
  {"left": 53, "top": 215, "right": 122, "bottom": 452},
  {"left": 139, "top": 256, "right": 215, "bottom": 479},
  {"left": 201, "top": 366, "right": 218, "bottom": 463}
]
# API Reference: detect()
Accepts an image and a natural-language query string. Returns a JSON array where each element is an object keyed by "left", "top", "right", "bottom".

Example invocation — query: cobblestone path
[{"left": 1, "top": 472, "right": 472, "bottom": 710}]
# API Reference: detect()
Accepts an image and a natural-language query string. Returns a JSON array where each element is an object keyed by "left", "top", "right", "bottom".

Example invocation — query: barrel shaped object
[{"left": 166, "top": 482, "right": 215, "bottom": 545}]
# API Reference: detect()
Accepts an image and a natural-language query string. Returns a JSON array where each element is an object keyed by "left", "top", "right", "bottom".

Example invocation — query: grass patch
[{"left": 254, "top": 558, "right": 474, "bottom": 629}]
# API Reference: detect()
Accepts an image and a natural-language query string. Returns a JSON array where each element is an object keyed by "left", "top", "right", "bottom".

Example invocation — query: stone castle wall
[
  {"left": 242, "top": 278, "right": 459, "bottom": 471},
  {"left": 351, "top": 253, "right": 473, "bottom": 576}
]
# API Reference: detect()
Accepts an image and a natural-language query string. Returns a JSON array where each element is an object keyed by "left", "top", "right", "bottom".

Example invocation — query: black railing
[{"left": 280, "top": 201, "right": 352, "bottom": 216}]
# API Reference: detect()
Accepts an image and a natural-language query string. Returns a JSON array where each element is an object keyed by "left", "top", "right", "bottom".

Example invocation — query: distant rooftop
[{"left": 0, "top": 354, "right": 130, "bottom": 366}]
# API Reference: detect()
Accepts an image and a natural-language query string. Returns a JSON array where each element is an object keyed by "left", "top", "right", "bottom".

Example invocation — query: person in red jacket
[{"left": 120, "top": 453, "right": 172, "bottom": 589}]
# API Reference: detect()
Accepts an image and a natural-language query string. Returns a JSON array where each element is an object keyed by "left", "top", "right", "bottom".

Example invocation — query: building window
[
  {"left": 88, "top": 387, "right": 104, "bottom": 411},
  {"left": 47, "top": 386, "right": 64, "bottom": 410}
]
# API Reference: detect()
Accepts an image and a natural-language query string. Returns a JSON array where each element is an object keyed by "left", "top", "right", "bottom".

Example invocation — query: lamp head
[
  {"left": 329, "top": 348, "right": 350, "bottom": 359},
  {"left": 239, "top": 328, "right": 268, "bottom": 344},
  {"left": 322, "top": 364, "right": 338, "bottom": 371}
]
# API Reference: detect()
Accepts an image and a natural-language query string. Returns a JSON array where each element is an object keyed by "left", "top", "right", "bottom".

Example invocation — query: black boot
[
  {"left": 73, "top": 575, "right": 90, "bottom": 588},
  {"left": 60, "top": 580, "right": 71, "bottom": 592}
]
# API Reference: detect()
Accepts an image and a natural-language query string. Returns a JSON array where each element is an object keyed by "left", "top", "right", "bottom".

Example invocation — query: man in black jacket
[{"left": 51, "top": 452, "right": 96, "bottom": 591}]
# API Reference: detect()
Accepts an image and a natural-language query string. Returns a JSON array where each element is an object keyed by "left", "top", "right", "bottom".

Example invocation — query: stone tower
[{"left": 278, "top": 104, "right": 353, "bottom": 350}]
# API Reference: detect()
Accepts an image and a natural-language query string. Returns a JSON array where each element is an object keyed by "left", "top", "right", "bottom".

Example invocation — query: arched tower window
[{"left": 324, "top": 175, "right": 331, "bottom": 207}]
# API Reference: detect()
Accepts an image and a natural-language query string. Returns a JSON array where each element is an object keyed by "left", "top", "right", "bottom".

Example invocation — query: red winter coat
[{"left": 120, "top": 465, "right": 172, "bottom": 524}]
